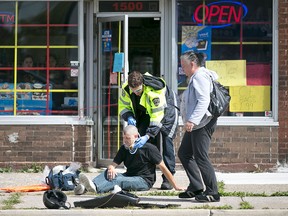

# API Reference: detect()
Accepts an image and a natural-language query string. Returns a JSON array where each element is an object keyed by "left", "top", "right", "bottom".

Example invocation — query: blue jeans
[
  {"left": 161, "top": 133, "right": 176, "bottom": 180},
  {"left": 92, "top": 170, "right": 150, "bottom": 193},
  {"left": 153, "top": 133, "right": 176, "bottom": 182}
]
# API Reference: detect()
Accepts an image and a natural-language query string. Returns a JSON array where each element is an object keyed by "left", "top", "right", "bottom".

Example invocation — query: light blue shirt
[{"left": 182, "top": 67, "right": 218, "bottom": 130}]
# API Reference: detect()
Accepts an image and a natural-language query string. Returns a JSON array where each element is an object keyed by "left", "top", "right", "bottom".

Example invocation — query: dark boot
[{"left": 160, "top": 178, "right": 173, "bottom": 190}]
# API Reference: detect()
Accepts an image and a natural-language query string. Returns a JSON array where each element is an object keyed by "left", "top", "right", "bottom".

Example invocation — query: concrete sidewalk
[{"left": 0, "top": 168, "right": 288, "bottom": 215}]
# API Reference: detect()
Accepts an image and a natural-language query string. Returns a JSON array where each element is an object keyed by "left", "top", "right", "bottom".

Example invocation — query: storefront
[{"left": 0, "top": 0, "right": 286, "bottom": 171}]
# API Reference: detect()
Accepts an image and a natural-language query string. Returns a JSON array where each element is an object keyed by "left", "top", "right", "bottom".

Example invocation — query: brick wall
[
  {"left": 0, "top": 125, "right": 92, "bottom": 170},
  {"left": 174, "top": 125, "right": 278, "bottom": 172},
  {"left": 0, "top": 123, "right": 279, "bottom": 172},
  {"left": 278, "top": 0, "right": 288, "bottom": 163}
]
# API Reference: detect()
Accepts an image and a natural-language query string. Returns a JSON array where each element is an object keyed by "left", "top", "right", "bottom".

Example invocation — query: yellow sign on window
[
  {"left": 229, "top": 86, "right": 271, "bottom": 112},
  {"left": 206, "top": 60, "right": 246, "bottom": 86}
]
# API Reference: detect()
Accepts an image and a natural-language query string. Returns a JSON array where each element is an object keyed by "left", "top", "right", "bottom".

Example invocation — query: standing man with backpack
[{"left": 119, "top": 71, "right": 179, "bottom": 190}]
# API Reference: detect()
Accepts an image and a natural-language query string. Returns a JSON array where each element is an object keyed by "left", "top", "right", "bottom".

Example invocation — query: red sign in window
[
  {"left": 0, "top": 12, "right": 14, "bottom": 24},
  {"left": 193, "top": 1, "right": 248, "bottom": 28}
]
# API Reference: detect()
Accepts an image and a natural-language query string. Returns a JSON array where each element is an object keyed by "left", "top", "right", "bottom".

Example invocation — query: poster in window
[
  {"left": 229, "top": 86, "right": 270, "bottom": 112},
  {"left": 102, "top": 30, "right": 112, "bottom": 52},
  {"left": 181, "top": 26, "right": 211, "bottom": 60},
  {"left": 206, "top": 60, "right": 246, "bottom": 87},
  {"left": 113, "top": 52, "right": 124, "bottom": 73}
]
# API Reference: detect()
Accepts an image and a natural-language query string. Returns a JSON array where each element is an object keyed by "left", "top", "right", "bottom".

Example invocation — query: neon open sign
[
  {"left": 192, "top": 1, "right": 248, "bottom": 28},
  {"left": 0, "top": 12, "right": 15, "bottom": 24}
]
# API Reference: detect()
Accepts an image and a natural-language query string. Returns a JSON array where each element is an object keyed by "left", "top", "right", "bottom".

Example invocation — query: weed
[
  {"left": 139, "top": 190, "right": 179, "bottom": 196},
  {"left": 239, "top": 201, "right": 254, "bottom": 209},
  {"left": 20, "top": 163, "right": 43, "bottom": 173},
  {"left": 1, "top": 193, "right": 22, "bottom": 210},
  {"left": 191, "top": 204, "right": 233, "bottom": 210},
  {"left": 0, "top": 167, "right": 13, "bottom": 173},
  {"left": 220, "top": 191, "right": 268, "bottom": 197},
  {"left": 217, "top": 181, "right": 225, "bottom": 194},
  {"left": 271, "top": 191, "right": 288, "bottom": 196},
  {"left": 217, "top": 181, "right": 268, "bottom": 197}
]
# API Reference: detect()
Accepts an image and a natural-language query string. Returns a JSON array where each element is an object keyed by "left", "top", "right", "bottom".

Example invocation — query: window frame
[
  {"left": 175, "top": 0, "right": 278, "bottom": 126},
  {"left": 0, "top": 0, "right": 90, "bottom": 125}
]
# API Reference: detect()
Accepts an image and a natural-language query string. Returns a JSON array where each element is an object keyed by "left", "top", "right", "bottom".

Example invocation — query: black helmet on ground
[{"left": 43, "top": 190, "right": 70, "bottom": 209}]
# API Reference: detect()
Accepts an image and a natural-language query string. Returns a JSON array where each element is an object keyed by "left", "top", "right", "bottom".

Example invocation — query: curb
[{"left": 1, "top": 209, "right": 288, "bottom": 216}]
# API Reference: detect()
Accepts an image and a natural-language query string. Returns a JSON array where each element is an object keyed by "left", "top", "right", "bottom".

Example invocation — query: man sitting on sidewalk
[{"left": 74, "top": 125, "right": 183, "bottom": 194}]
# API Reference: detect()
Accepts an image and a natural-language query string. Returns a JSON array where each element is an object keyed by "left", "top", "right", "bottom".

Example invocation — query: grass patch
[
  {"left": 0, "top": 167, "right": 13, "bottom": 173},
  {"left": 19, "top": 163, "right": 43, "bottom": 173},
  {"left": 1, "top": 193, "right": 22, "bottom": 210},
  {"left": 271, "top": 191, "right": 288, "bottom": 196},
  {"left": 191, "top": 204, "right": 233, "bottom": 210},
  {"left": 239, "top": 201, "right": 254, "bottom": 209},
  {"left": 218, "top": 181, "right": 270, "bottom": 197},
  {"left": 139, "top": 190, "right": 180, "bottom": 196},
  {"left": 218, "top": 181, "right": 225, "bottom": 194},
  {"left": 220, "top": 191, "right": 268, "bottom": 197},
  {"left": 139, "top": 190, "right": 278, "bottom": 198}
]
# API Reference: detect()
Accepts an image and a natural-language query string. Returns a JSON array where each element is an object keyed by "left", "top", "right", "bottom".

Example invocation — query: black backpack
[
  {"left": 208, "top": 78, "right": 231, "bottom": 117},
  {"left": 45, "top": 165, "right": 80, "bottom": 191}
]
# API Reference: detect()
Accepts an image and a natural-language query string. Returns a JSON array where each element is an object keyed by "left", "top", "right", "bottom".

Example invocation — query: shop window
[
  {"left": 177, "top": 0, "right": 273, "bottom": 117},
  {"left": 0, "top": 1, "right": 79, "bottom": 116}
]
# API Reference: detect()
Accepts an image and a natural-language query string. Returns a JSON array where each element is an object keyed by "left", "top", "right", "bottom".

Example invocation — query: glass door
[
  {"left": 128, "top": 17, "right": 161, "bottom": 77},
  {"left": 96, "top": 16, "right": 128, "bottom": 166},
  {"left": 95, "top": 16, "right": 161, "bottom": 166}
]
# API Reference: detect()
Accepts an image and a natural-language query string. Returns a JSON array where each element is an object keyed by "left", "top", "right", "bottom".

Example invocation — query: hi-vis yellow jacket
[{"left": 119, "top": 73, "right": 179, "bottom": 138}]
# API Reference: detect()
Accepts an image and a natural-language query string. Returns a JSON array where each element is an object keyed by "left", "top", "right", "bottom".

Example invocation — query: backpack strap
[{"left": 45, "top": 168, "right": 54, "bottom": 189}]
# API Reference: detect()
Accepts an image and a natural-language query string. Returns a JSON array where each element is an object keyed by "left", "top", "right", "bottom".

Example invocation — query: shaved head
[
  {"left": 123, "top": 125, "right": 139, "bottom": 149},
  {"left": 123, "top": 125, "right": 138, "bottom": 136}
]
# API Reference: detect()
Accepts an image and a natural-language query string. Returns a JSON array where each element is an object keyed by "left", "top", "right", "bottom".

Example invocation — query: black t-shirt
[
  {"left": 131, "top": 93, "right": 147, "bottom": 120},
  {"left": 113, "top": 143, "right": 162, "bottom": 188}
]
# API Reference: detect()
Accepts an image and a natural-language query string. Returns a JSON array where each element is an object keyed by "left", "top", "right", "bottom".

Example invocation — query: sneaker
[
  {"left": 74, "top": 184, "right": 86, "bottom": 195},
  {"left": 160, "top": 181, "right": 173, "bottom": 190},
  {"left": 178, "top": 190, "right": 202, "bottom": 198},
  {"left": 79, "top": 173, "right": 97, "bottom": 193},
  {"left": 195, "top": 193, "right": 220, "bottom": 202}
]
